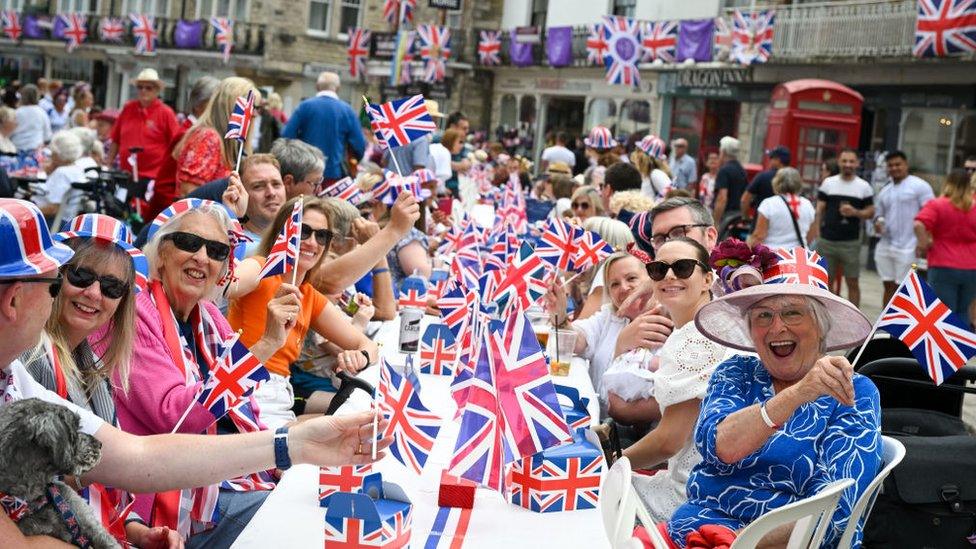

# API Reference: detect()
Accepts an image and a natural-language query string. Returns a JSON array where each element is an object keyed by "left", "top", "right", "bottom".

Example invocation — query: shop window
[
  {"left": 749, "top": 105, "right": 769, "bottom": 164},
  {"left": 669, "top": 97, "right": 704, "bottom": 159},
  {"left": 196, "top": 0, "right": 248, "bottom": 21},
  {"left": 954, "top": 113, "right": 976, "bottom": 168},
  {"left": 900, "top": 108, "right": 953, "bottom": 177},
  {"left": 308, "top": 0, "right": 332, "bottom": 35},
  {"left": 585, "top": 98, "right": 617, "bottom": 133},
  {"left": 618, "top": 99, "right": 650, "bottom": 142},
  {"left": 500, "top": 94, "right": 517, "bottom": 128},
  {"left": 520, "top": 96, "right": 537, "bottom": 125}
]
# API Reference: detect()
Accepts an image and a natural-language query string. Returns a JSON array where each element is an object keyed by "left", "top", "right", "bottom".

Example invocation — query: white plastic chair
[
  {"left": 600, "top": 457, "right": 671, "bottom": 549},
  {"left": 730, "top": 478, "right": 855, "bottom": 549},
  {"left": 836, "top": 436, "right": 906, "bottom": 548}
]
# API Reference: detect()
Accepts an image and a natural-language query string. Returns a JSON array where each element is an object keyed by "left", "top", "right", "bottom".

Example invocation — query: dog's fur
[{"left": 0, "top": 398, "right": 118, "bottom": 548}]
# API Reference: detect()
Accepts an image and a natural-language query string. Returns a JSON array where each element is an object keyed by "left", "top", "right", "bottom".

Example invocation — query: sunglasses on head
[
  {"left": 64, "top": 266, "right": 129, "bottom": 299},
  {"left": 645, "top": 258, "right": 709, "bottom": 281},
  {"left": 3, "top": 274, "right": 62, "bottom": 298},
  {"left": 301, "top": 224, "right": 334, "bottom": 248},
  {"left": 162, "top": 232, "right": 231, "bottom": 261},
  {"left": 571, "top": 201, "right": 591, "bottom": 210}
]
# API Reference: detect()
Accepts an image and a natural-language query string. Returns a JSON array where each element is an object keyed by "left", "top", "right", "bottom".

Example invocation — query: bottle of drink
[{"left": 398, "top": 270, "right": 426, "bottom": 353}]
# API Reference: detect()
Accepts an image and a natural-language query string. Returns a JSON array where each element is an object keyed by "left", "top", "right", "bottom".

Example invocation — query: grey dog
[{"left": 0, "top": 398, "right": 118, "bottom": 548}]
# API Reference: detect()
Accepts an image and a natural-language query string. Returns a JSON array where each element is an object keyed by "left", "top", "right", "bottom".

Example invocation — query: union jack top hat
[
  {"left": 0, "top": 199, "right": 75, "bottom": 277},
  {"left": 636, "top": 135, "right": 666, "bottom": 160},
  {"left": 694, "top": 245, "right": 871, "bottom": 352},
  {"left": 55, "top": 213, "right": 150, "bottom": 292},
  {"left": 583, "top": 126, "right": 617, "bottom": 150}
]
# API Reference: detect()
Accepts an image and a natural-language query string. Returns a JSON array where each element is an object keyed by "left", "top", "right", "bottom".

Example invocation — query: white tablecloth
[{"left": 233, "top": 315, "right": 610, "bottom": 548}]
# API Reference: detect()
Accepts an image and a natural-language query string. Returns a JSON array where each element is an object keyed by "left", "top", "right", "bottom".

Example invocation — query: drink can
[{"left": 398, "top": 308, "right": 423, "bottom": 353}]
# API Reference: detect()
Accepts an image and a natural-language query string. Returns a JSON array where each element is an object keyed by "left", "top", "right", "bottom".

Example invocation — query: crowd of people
[{"left": 1, "top": 67, "right": 975, "bottom": 548}]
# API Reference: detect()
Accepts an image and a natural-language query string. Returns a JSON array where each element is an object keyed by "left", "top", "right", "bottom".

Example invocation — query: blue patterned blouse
[{"left": 667, "top": 355, "right": 882, "bottom": 548}]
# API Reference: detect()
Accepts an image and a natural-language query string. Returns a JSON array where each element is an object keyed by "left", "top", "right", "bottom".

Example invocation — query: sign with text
[{"left": 429, "top": 0, "right": 461, "bottom": 8}]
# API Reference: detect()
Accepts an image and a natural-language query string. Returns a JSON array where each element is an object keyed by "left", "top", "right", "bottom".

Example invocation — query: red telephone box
[{"left": 764, "top": 79, "right": 863, "bottom": 185}]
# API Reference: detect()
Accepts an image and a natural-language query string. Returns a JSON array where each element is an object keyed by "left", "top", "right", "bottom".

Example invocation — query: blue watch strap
[{"left": 274, "top": 427, "right": 292, "bottom": 470}]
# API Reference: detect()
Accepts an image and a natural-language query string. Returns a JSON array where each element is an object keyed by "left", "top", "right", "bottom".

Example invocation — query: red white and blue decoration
[
  {"left": 323, "top": 474, "right": 412, "bottom": 549},
  {"left": 428, "top": 268, "right": 450, "bottom": 300},
  {"left": 508, "top": 438, "right": 604, "bottom": 513},
  {"left": 318, "top": 176, "right": 366, "bottom": 205},
  {"left": 2, "top": 10, "right": 21, "bottom": 41},
  {"left": 492, "top": 241, "right": 549, "bottom": 313},
  {"left": 714, "top": 16, "right": 733, "bottom": 61},
  {"left": 641, "top": 20, "right": 678, "bottom": 63},
  {"left": 59, "top": 13, "right": 87, "bottom": 53},
  {"left": 572, "top": 231, "right": 614, "bottom": 273},
  {"left": 878, "top": 270, "right": 976, "bottom": 385},
  {"left": 637, "top": 134, "right": 667, "bottom": 160},
  {"left": 224, "top": 89, "right": 254, "bottom": 141},
  {"left": 601, "top": 16, "right": 643, "bottom": 87},
  {"left": 398, "top": 273, "right": 428, "bottom": 309},
  {"left": 129, "top": 13, "right": 157, "bottom": 54},
  {"left": 583, "top": 126, "right": 617, "bottom": 150},
  {"left": 196, "top": 331, "right": 269, "bottom": 419},
  {"left": 378, "top": 359, "right": 441, "bottom": 474},
  {"left": 731, "top": 9, "right": 775, "bottom": 65},
  {"left": 536, "top": 218, "right": 581, "bottom": 272},
  {"left": 318, "top": 464, "right": 372, "bottom": 506},
  {"left": 382, "top": 0, "right": 415, "bottom": 26},
  {"left": 365, "top": 94, "right": 437, "bottom": 149},
  {"left": 55, "top": 213, "right": 150, "bottom": 292},
  {"left": 0, "top": 199, "right": 74, "bottom": 276},
  {"left": 478, "top": 30, "right": 502, "bottom": 65},
  {"left": 347, "top": 27, "right": 371, "bottom": 81},
  {"left": 914, "top": 0, "right": 976, "bottom": 57},
  {"left": 210, "top": 17, "right": 233, "bottom": 63},
  {"left": 419, "top": 323, "right": 457, "bottom": 375},
  {"left": 258, "top": 198, "right": 302, "bottom": 279},
  {"left": 417, "top": 24, "right": 452, "bottom": 83},
  {"left": 585, "top": 22, "right": 609, "bottom": 65},
  {"left": 762, "top": 246, "right": 829, "bottom": 289},
  {"left": 99, "top": 16, "right": 124, "bottom": 42}
]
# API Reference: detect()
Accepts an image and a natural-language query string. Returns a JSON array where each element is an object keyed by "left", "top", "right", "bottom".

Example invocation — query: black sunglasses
[
  {"left": 64, "top": 266, "right": 129, "bottom": 299},
  {"left": 162, "top": 232, "right": 231, "bottom": 261},
  {"left": 645, "top": 258, "right": 710, "bottom": 281},
  {"left": 301, "top": 224, "right": 334, "bottom": 248},
  {"left": 3, "top": 274, "right": 62, "bottom": 298},
  {"left": 571, "top": 201, "right": 592, "bottom": 210}
]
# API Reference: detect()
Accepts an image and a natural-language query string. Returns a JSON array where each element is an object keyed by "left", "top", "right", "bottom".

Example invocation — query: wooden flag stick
[
  {"left": 171, "top": 330, "right": 242, "bottom": 433},
  {"left": 291, "top": 195, "right": 304, "bottom": 286},
  {"left": 371, "top": 396, "right": 379, "bottom": 460},
  {"left": 233, "top": 89, "right": 255, "bottom": 173}
]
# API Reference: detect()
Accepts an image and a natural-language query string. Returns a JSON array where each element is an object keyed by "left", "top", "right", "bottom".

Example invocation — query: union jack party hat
[
  {"left": 636, "top": 134, "right": 666, "bottom": 160},
  {"left": 694, "top": 245, "right": 870, "bottom": 352},
  {"left": 55, "top": 213, "right": 150, "bottom": 292},
  {"left": 583, "top": 126, "right": 617, "bottom": 150},
  {"left": 0, "top": 199, "right": 75, "bottom": 277}
]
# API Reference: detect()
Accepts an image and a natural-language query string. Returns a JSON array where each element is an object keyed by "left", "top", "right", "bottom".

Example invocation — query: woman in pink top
[{"left": 915, "top": 168, "right": 976, "bottom": 327}]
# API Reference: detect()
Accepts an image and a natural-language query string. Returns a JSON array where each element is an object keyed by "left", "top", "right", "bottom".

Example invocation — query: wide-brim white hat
[{"left": 130, "top": 68, "right": 164, "bottom": 87}]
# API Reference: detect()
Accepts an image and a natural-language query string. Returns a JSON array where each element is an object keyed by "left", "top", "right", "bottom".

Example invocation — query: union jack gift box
[
  {"left": 323, "top": 473, "right": 412, "bottom": 548},
  {"left": 508, "top": 432, "right": 605, "bottom": 513},
  {"left": 318, "top": 464, "right": 373, "bottom": 506},
  {"left": 555, "top": 385, "right": 592, "bottom": 435}
]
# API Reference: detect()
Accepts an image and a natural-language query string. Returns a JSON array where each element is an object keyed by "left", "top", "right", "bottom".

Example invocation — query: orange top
[{"left": 228, "top": 268, "right": 328, "bottom": 377}]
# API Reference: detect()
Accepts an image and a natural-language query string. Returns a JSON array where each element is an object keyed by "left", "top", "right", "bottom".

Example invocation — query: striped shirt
[{"left": 21, "top": 341, "right": 118, "bottom": 424}]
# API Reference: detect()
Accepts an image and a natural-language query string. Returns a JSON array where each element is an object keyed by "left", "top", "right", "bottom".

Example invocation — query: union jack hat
[
  {"left": 55, "top": 213, "right": 150, "bottom": 292},
  {"left": 0, "top": 199, "right": 75, "bottom": 277},
  {"left": 583, "top": 126, "right": 617, "bottom": 150},
  {"left": 694, "top": 246, "right": 870, "bottom": 352},
  {"left": 636, "top": 135, "right": 666, "bottom": 160}
]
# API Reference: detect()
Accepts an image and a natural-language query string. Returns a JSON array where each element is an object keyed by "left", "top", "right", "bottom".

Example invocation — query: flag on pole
[
  {"left": 59, "top": 13, "right": 87, "bottom": 53},
  {"left": 129, "top": 13, "right": 157, "bottom": 54},
  {"left": 258, "top": 198, "right": 302, "bottom": 279},
  {"left": 197, "top": 332, "right": 270, "bottom": 418},
  {"left": 378, "top": 359, "right": 441, "bottom": 474},
  {"left": 347, "top": 27, "right": 371, "bottom": 80},
  {"left": 365, "top": 94, "right": 437, "bottom": 149},
  {"left": 210, "top": 17, "right": 234, "bottom": 63},
  {"left": 224, "top": 89, "right": 255, "bottom": 141}
]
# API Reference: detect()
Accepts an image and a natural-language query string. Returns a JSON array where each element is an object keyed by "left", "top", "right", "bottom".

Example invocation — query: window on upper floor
[
  {"left": 0, "top": 0, "right": 24, "bottom": 11},
  {"left": 122, "top": 0, "right": 170, "bottom": 17},
  {"left": 337, "top": 0, "right": 361, "bottom": 36},
  {"left": 530, "top": 0, "right": 547, "bottom": 29},
  {"left": 196, "top": 0, "right": 248, "bottom": 21},
  {"left": 446, "top": 7, "right": 461, "bottom": 29},
  {"left": 611, "top": 0, "right": 636, "bottom": 17},
  {"left": 308, "top": 0, "right": 331, "bottom": 35},
  {"left": 56, "top": 0, "right": 99, "bottom": 14}
]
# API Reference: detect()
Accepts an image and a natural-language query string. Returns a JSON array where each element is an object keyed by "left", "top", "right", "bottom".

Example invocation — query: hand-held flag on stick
[
  {"left": 365, "top": 94, "right": 437, "bottom": 150},
  {"left": 572, "top": 230, "right": 614, "bottom": 272},
  {"left": 258, "top": 198, "right": 302, "bottom": 280},
  {"left": 378, "top": 359, "right": 441, "bottom": 474},
  {"left": 225, "top": 89, "right": 255, "bottom": 172},
  {"left": 536, "top": 218, "right": 581, "bottom": 272},
  {"left": 197, "top": 332, "right": 270, "bottom": 419}
]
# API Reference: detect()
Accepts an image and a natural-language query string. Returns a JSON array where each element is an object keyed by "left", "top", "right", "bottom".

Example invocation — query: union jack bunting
[
  {"left": 509, "top": 455, "right": 603, "bottom": 512},
  {"left": 417, "top": 24, "right": 452, "bottom": 83},
  {"left": 224, "top": 89, "right": 255, "bottom": 141},
  {"left": 366, "top": 94, "right": 437, "bottom": 149},
  {"left": 318, "top": 464, "right": 372, "bottom": 505},
  {"left": 59, "top": 13, "right": 87, "bottom": 53},
  {"left": 761, "top": 247, "right": 829, "bottom": 289},
  {"left": 347, "top": 27, "right": 371, "bottom": 80},
  {"left": 382, "top": 0, "right": 415, "bottom": 25},
  {"left": 2, "top": 10, "right": 21, "bottom": 41},
  {"left": 914, "top": 0, "right": 976, "bottom": 57},
  {"left": 419, "top": 323, "right": 457, "bottom": 375},
  {"left": 258, "top": 198, "right": 301, "bottom": 279},
  {"left": 197, "top": 332, "right": 269, "bottom": 419},
  {"left": 585, "top": 22, "right": 609, "bottom": 65},
  {"left": 318, "top": 176, "right": 366, "bottom": 205},
  {"left": 601, "top": 16, "right": 642, "bottom": 87},
  {"left": 129, "top": 13, "right": 157, "bottom": 54},
  {"left": 641, "top": 20, "right": 678, "bottom": 63},
  {"left": 878, "top": 270, "right": 976, "bottom": 385},
  {"left": 478, "top": 30, "right": 502, "bottom": 65},
  {"left": 99, "top": 17, "right": 124, "bottom": 42},
  {"left": 536, "top": 218, "right": 581, "bottom": 272},
  {"left": 398, "top": 274, "right": 428, "bottom": 309},
  {"left": 378, "top": 359, "right": 441, "bottom": 474},
  {"left": 210, "top": 17, "right": 233, "bottom": 63},
  {"left": 572, "top": 230, "right": 614, "bottom": 272},
  {"left": 731, "top": 9, "right": 775, "bottom": 65}
]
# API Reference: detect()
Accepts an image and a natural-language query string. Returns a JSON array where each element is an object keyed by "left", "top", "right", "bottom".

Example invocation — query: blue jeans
[
  {"left": 186, "top": 489, "right": 269, "bottom": 548},
  {"left": 927, "top": 267, "right": 976, "bottom": 326}
]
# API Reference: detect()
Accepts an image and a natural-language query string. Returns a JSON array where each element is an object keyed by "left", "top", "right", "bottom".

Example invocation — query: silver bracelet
[{"left": 759, "top": 402, "right": 780, "bottom": 429}]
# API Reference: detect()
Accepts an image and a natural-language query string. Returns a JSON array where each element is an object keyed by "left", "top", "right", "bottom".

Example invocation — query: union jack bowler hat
[
  {"left": 636, "top": 135, "right": 666, "bottom": 160},
  {"left": 0, "top": 199, "right": 74, "bottom": 277},
  {"left": 694, "top": 246, "right": 870, "bottom": 352},
  {"left": 583, "top": 126, "right": 617, "bottom": 150},
  {"left": 55, "top": 213, "right": 150, "bottom": 292}
]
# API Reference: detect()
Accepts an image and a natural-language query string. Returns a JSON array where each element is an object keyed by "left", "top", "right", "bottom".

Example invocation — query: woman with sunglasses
[
  {"left": 227, "top": 195, "right": 379, "bottom": 429},
  {"left": 611, "top": 237, "right": 732, "bottom": 523},
  {"left": 21, "top": 214, "right": 182, "bottom": 548},
  {"left": 567, "top": 185, "right": 607, "bottom": 223}
]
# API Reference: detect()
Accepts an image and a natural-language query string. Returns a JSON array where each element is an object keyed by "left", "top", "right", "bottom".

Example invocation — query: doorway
[{"left": 545, "top": 96, "right": 585, "bottom": 140}]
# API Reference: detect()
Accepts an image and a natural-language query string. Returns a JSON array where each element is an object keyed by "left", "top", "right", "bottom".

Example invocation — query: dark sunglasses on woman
[
  {"left": 571, "top": 201, "right": 592, "bottom": 210},
  {"left": 645, "top": 258, "right": 710, "bottom": 281},
  {"left": 64, "top": 266, "right": 129, "bottom": 299},
  {"left": 162, "top": 231, "right": 231, "bottom": 261},
  {"left": 301, "top": 223, "right": 334, "bottom": 248}
]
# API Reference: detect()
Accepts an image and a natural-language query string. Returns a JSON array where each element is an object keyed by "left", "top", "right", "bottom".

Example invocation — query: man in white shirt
[
  {"left": 668, "top": 138, "right": 697, "bottom": 190},
  {"left": 873, "top": 151, "right": 935, "bottom": 305},
  {"left": 540, "top": 132, "right": 576, "bottom": 173}
]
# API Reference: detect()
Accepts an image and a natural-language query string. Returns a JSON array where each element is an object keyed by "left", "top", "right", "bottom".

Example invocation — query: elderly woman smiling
[{"left": 662, "top": 250, "right": 881, "bottom": 548}]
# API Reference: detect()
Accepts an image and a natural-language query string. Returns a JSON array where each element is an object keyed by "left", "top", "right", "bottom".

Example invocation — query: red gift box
[{"left": 438, "top": 470, "right": 476, "bottom": 509}]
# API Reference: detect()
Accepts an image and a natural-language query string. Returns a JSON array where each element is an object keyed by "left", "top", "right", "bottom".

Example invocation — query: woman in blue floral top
[{"left": 663, "top": 248, "right": 881, "bottom": 548}]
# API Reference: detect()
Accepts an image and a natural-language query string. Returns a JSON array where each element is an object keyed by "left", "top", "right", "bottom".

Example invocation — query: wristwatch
[{"left": 274, "top": 427, "right": 292, "bottom": 470}]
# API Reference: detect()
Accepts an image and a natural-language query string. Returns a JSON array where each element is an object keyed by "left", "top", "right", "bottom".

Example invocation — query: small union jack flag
[
  {"left": 98, "top": 16, "right": 124, "bottom": 42},
  {"left": 493, "top": 242, "right": 549, "bottom": 313},
  {"left": 59, "top": 13, "right": 87, "bottom": 53},
  {"left": 398, "top": 274, "right": 428, "bottom": 309},
  {"left": 258, "top": 198, "right": 301, "bottom": 279},
  {"left": 914, "top": 0, "right": 976, "bottom": 57},
  {"left": 365, "top": 94, "right": 437, "bottom": 149},
  {"left": 536, "top": 218, "right": 581, "bottom": 272},
  {"left": 378, "top": 359, "right": 441, "bottom": 474},
  {"left": 510, "top": 455, "right": 603, "bottom": 512},
  {"left": 572, "top": 230, "right": 614, "bottom": 272},
  {"left": 731, "top": 9, "right": 775, "bottom": 65},
  {"left": 197, "top": 332, "right": 270, "bottom": 419},
  {"left": 602, "top": 16, "right": 643, "bottom": 87},
  {"left": 641, "top": 20, "right": 677, "bottom": 63},
  {"left": 129, "top": 13, "right": 157, "bottom": 54},
  {"left": 438, "top": 282, "right": 475, "bottom": 341},
  {"left": 762, "top": 246, "right": 829, "bottom": 289},
  {"left": 419, "top": 323, "right": 457, "bottom": 375},
  {"left": 347, "top": 27, "right": 371, "bottom": 80},
  {"left": 318, "top": 176, "right": 366, "bottom": 205},
  {"left": 478, "top": 30, "right": 502, "bottom": 66},
  {"left": 585, "top": 22, "right": 609, "bottom": 65},
  {"left": 224, "top": 89, "right": 254, "bottom": 141},
  {"left": 318, "top": 464, "right": 372, "bottom": 505},
  {"left": 2, "top": 10, "right": 21, "bottom": 41},
  {"left": 417, "top": 24, "right": 451, "bottom": 83},
  {"left": 878, "top": 270, "right": 976, "bottom": 385},
  {"left": 210, "top": 17, "right": 233, "bottom": 63}
]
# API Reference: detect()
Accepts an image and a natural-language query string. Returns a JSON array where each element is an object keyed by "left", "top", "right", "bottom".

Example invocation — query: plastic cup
[{"left": 547, "top": 329, "right": 576, "bottom": 376}]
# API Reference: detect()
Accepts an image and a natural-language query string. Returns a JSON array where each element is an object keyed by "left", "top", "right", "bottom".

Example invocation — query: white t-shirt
[
  {"left": 541, "top": 145, "right": 576, "bottom": 168},
  {"left": 429, "top": 142, "right": 453, "bottom": 183},
  {"left": 2, "top": 359, "right": 104, "bottom": 435},
  {"left": 37, "top": 164, "right": 86, "bottom": 208},
  {"left": 572, "top": 304, "right": 628, "bottom": 410},
  {"left": 756, "top": 194, "right": 816, "bottom": 249},
  {"left": 641, "top": 169, "right": 672, "bottom": 199}
]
